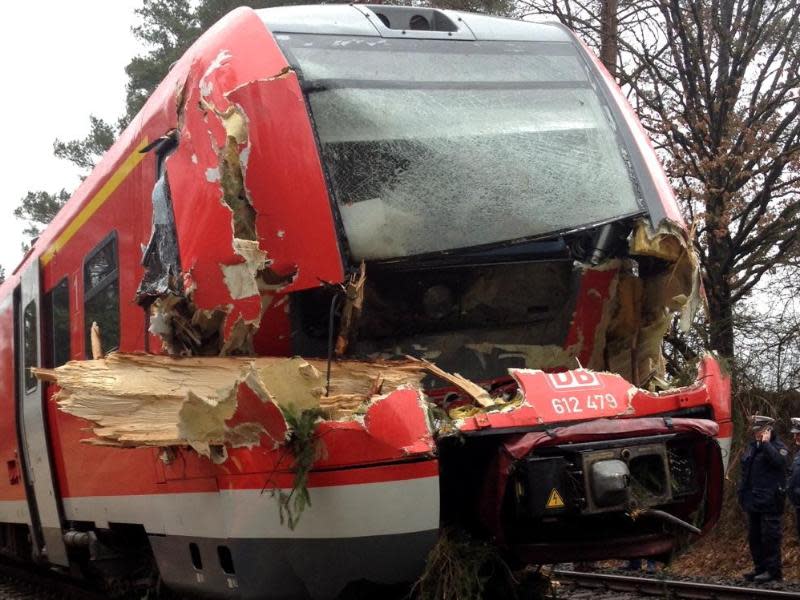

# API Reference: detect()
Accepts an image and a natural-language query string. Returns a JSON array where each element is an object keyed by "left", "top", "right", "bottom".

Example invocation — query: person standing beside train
[
  {"left": 739, "top": 415, "right": 789, "bottom": 584},
  {"left": 787, "top": 418, "right": 800, "bottom": 543}
]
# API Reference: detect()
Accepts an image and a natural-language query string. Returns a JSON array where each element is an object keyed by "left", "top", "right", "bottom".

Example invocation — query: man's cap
[
  {"left": 791, "top": 418, "right": 800, "bottom": 434},
  {"left": 751, "top": 415, "right": 775, "bottom": 431}
]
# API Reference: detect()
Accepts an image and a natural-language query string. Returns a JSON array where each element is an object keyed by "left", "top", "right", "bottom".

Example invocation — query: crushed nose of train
[
  {"left": 480, "top": 415, "right": 724, "bottom": 557},
  {"left": 453, "top": 353, "right": 731, "bottom": 435}
]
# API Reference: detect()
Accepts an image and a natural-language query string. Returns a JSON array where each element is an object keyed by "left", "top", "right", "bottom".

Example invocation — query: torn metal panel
[
  {"left": 316, "top": 388, "right": 435, "bottom": 467},
  {"left": 148, "top": 294, "right": 230, "bottom": 356},
  {"left": 226, "top": 72, "right": 344, "bottom": 291},
  {"left": 146, "top": 43, "right": 342, "bottom": 358},
  {"left": 417, "top": 358, "right": 494, "bottom": 408},
  {"left": 599, "top": 219, "right": 704, "bottom": 387},
  {"left": 628, "top": 219, "right": 702, "bottom": 332},
  {"left": 221, "top": 239, "right": 271, "bottom": 300},
  {"left": 137, "top": 169, "right": 182, "bottom": 304},
  {"left": 563, "top": 261, "right": 620, "bottom": 370},
  {"left": 33, "top": 353, "right": 428, "bottom": 462},
  {"left": 35, "top": 347, "right": 729, "bottom": 458}
]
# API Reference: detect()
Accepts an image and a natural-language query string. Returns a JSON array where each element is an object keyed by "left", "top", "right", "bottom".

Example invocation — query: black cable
[{"left": 326, "top": 293, "right": 342, "bottom": 396}]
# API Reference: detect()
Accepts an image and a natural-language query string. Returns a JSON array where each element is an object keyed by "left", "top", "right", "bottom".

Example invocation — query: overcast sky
[{"left": 0, "top": 1, "right": 142, "bottom": 275}]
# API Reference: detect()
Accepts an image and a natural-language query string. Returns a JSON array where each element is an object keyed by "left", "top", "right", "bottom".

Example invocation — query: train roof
[{"left": 257, "top": 4, "right": 571, "bottom": 42}]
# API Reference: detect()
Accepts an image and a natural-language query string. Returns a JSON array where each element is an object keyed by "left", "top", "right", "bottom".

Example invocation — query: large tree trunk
[
  {"left": 705, "top": 193, "right": 735, "bottom": 359},
  {"left": 706, "top": 283, "right": 735, "bottom": 359},
  {"left": 599, "top": 0, "right": 619, "bottom": 78}
]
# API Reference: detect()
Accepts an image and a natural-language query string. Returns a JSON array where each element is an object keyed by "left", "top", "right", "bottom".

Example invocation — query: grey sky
[{"left": 0, "top": 1, "right": 141, "bottom": 274}]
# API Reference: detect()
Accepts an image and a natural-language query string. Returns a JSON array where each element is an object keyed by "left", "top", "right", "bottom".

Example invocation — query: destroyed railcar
[{"left": 0, "top": 4, "right": 731, "bottom": 599}]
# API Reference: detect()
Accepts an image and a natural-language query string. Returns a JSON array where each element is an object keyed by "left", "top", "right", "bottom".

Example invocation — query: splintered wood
[{"left": 33, "top": 353, "right": 435, "bottom": 460}]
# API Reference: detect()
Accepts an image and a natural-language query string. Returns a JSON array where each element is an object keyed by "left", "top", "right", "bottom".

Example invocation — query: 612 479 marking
[{"left": 551, "top": 394, "right": 618, "bottom": 415}]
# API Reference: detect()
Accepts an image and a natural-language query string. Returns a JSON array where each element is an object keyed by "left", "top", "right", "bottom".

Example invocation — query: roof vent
[{"left": 365, "top": 5, "right": 458, "bottom": 32}]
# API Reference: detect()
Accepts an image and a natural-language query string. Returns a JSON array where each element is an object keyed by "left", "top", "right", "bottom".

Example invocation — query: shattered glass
[
  {"left": 282, "top": 35, "right": 643, "bottom": 260},
  {"left": 137, "top": 171, "right": 182, "bottom": 303}
]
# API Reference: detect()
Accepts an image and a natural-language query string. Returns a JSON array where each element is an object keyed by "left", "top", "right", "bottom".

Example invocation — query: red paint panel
[
  {"left": 0, "top": 302, "right": 26, "bottom": 501},
  {"left": 363, "top": 389, "right": 434, "bottom": 455},
  {"left": 696, "top": 355, "right": 731, "bottom": 422},
  {"left": 718, "top": 421, "right": 734, "bottom": 438},
  {"left": 516, "top": 369, "right": 631, "bottom": 421},
  {"left": 51, "top": 410, "right": 166, "bottom": 497},
  {"left": 218, "top": 459, "right": 439, "bottom": 491},
  {"left": 564, "top": 266, "right": 618, "bottom": 366},
  {"left": 252, "top": 299, "right": 292, "bottom": 355},
  {"left": 226, "top": 389, "right": 434, "bottom": 474},
  {"left": 229, "top": 74, "right": 344, "bottom": 291},
  {"left": 165, "top": 8, "right": 343, "bottom": 343},
  {"left": 224, "top": 383, "right": 288, "bottom": 446},
  {"left": 458, "top": 355, "right": 730, "bottom": 434},
  {"left": 42, "top": 161, "right": 154, "bottom": 359}
]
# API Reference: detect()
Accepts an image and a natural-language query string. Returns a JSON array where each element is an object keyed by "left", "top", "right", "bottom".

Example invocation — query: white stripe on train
[
  {"left": 1, "top": 438, "right": 733, "bottom": 539},
  {"left": 61, "top": 475, "right": 440, "bottom": 539}
]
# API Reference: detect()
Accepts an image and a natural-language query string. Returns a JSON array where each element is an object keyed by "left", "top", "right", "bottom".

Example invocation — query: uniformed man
[
  {"left": 787, "top": 418, "right": 800, "bottom": 541},
  {"left": 739, "top": 415, "right": 789, "bottom": 583}
]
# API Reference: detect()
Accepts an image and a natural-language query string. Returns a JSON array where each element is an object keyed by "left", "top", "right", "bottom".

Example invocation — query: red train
[{"left": 0, "top": 5, "right": 731, "bottom": 599}]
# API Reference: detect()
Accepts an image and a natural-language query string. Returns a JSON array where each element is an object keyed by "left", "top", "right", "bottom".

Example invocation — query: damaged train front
[
  {"left": 274, "top": 22, "right": 732, "bottom": 565},
  {"left": 327, "top": 218, "right": 731, "bottom": 565}
]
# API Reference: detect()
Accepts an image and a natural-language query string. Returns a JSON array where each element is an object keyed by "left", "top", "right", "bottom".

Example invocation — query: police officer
[
  {"left": 739, "top": 415, "right": 789, "bottom": 583},
  {"left": 787, "top": 418, "right": 800, "bottom": 541}
]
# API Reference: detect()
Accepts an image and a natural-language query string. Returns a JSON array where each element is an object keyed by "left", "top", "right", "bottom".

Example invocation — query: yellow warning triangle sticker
[{"left": 546, "top": 488, "right": 565, "bottom": 509}]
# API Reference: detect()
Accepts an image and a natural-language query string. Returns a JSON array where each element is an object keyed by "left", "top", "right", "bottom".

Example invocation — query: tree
[
  {"left": 519, "top": 0, "right": 800, "bottom": 360},
  {"left": 14, "top": 189, "right": 70, "bottom": 241},
  {"left": 53, "top": 115, "right": 117, "bottom": 173},
  {"left": 0, "top": 266, "right": 5, "bottom": 285},
  {"left": 124, "top": 0, "right": 313, "bottom": 124}
]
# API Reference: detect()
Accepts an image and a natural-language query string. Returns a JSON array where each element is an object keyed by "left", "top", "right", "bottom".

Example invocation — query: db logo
[{"left": 546, "top": 370, "right": 601, "bottom": 390}]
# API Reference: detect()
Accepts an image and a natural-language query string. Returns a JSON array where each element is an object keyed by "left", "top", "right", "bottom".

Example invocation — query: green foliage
[
  {"left": 0, "top": 266, "right": 5, "bottom": 285},
  {"left": 124, "top": 0, "right": 197, "bottom": 121},
  {"left": 14, "top": 189, "right": 70, "bottom": 242},
  {"left": 53, "top": 115, "right": 116, "bottom": 173},
  {"left": 124, "top": 0, "right": 310, "bottom": 122},
  {"left": 270, "top": 406, "right": 327, "bottom": 530}
]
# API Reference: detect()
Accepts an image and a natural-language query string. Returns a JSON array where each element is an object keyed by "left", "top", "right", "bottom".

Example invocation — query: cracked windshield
[{"left": 282, "top": 34, "right": 643, "bottom": 259}]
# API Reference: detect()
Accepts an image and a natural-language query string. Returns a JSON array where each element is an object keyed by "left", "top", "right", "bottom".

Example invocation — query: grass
[{"left": 269, "top": 406, "right": 327, "bottom": 530}]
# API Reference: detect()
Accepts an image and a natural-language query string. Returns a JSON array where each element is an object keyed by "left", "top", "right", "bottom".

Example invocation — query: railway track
[
  {"left": 552, "top": 570, "right": 800, "bottom": 599},
  {"left": 0, "top": 558, "right": 107, "bottom": 600}
]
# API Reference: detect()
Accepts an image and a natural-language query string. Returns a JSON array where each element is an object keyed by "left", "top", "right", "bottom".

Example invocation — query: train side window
[
  {"left": 23, "top": 300, "right": 38, "bottom": 391},
  {"left": 44, "top": 278, "right": 70, "bottom": 368},
  {"left": 84, "top": 233, "right": 120, "bottom": 357}
]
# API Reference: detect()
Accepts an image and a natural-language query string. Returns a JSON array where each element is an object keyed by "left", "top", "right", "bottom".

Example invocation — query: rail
[
  {"left": 552, "top": 569, "right": 800, "bottom": 600},
  {"left": 0, "top": 556, "right": 106, "bottom": 600}
]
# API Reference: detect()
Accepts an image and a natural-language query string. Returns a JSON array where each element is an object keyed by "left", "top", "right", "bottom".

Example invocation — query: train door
[{"left": 15, "top": 260, "right": 68, "bottom": 566}]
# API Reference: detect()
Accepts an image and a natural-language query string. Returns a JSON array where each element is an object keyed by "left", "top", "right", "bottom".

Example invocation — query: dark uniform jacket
[
  {"left": 739, "top": 437, "right": 789, "bottom": 513},
  {"left": 788, "top": 452, "right": 800, "bottom": 507}
]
